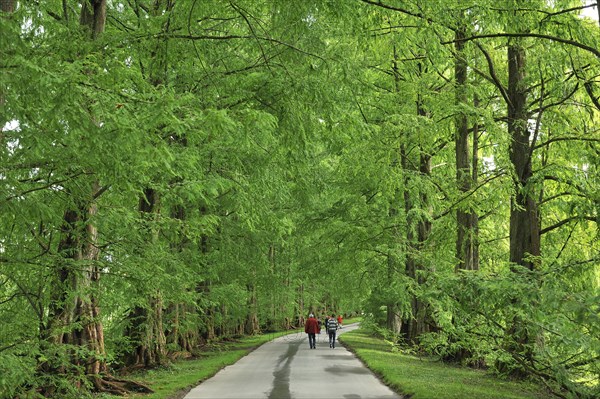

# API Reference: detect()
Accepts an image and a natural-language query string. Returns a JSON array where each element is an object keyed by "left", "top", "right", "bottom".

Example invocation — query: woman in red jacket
[{"left": 305, "top": 314, "right": 320, "bottom": 349}]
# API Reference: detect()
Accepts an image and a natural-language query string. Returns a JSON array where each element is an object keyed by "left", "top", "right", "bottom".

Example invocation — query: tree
[{"left": 1, "top": 1, "right": 597, "bottom": 397}]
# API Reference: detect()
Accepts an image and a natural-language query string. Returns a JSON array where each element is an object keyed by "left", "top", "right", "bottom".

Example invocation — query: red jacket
[{"left": 305, "top": 317, "right": 320, "bottom": 334}]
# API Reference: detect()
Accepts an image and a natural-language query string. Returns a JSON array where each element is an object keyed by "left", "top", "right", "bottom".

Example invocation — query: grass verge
[{"left": 339, "top": 329, "right": 549, "bottom": 399}]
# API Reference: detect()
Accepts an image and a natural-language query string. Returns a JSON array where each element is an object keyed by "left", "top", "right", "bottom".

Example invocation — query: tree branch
[
  {"left": 541, "top": 215, "right": 596, "bottom": 235},
  {"left": 475, "top": 42, "right": 510, "bottom": 106},
  {"left": 584, "top": 80, "right": 600, "bottom": 110},
  {"left": 434, "top": 170, "right": 506, "bottom": 220},
  {"left": 534, "top": 135, "right": 600, "bottom": 150},
  {"left": 359, "top": 0, "right": 428, "bottom": 22},
  {"left": 442, "top": 32, "right": 600, "bottom": 58},
  {"left": 155, "top": 33, "right": 326, "bottom": 61}
]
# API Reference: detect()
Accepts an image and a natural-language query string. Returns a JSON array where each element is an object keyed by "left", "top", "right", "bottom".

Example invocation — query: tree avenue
[{"left": 0, "top": 1, "right": 598, "bottom": 398}]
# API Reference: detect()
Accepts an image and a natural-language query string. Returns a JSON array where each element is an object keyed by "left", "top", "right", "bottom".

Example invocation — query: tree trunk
[
  {"left": 44, "top": 182, "right": 114, "bottom": 394},
  {"left": 245, "top": 283, "right": 260, "bottom": 335},
  {"left": 401, "top": 81, "right": 436, "bottom": 343},
  {"left": 455, "top": 23, "right": 478, "bottom": 272},
  {"left": 415, "top": 152, "right": 433, "bottom": 339},
  {"left": 0, "top": 0, "right": 15, "bottom": 13},
  {"left": 500, "top": 35, "right": 540, "bottom": 378},
  {"left": 508, "top": 41, "right": 540, "bottom": 271},
  {"left": 471, "top": 95, "right": 480, "bottom": 269},
  {"left": 42, "top": 2, "right": 120, "bottom": 394},
  {"left": 124, "top": 188, "right": 167, "bottom": 367},
  {"left": 386, "top": 252, "right": 402, "bottom": 334},
  {"left": 125, "top": 0, "right": 179, "bottom": 362},
  {"left": 386, "top": 45, "right": 404, "bottom": 336},
  {"left": 165, "top": 205, "right": 201, "bottom": 354},
  {"left": 197, "top": 206, "right": 216, "bottom": 340},
  {"left": 400, "top": 148, "right": 433, "bottom": 343},
  {"left": 449, "top": 19, "right": 481, "bottom": 363},
  {"left": 80, "top": 0, "right": 106, "bottom": 39},
  {"left": 0, "top": 0, "right": 14, "bottom": 129},
  {"left": 296, "top": 283, "right": 305, "bottom": 327}
]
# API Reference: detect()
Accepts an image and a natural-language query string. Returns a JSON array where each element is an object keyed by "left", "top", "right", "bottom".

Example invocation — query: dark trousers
[
  {"left": 328, "top": 331, "right": 336, "bottom": 348},
  {"left": 308, "top": 333, "right": 316, "bottom": 348}
]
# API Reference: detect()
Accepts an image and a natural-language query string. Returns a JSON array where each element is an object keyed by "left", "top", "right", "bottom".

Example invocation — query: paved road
[{"left": 184, "top": 323, "right": 402, "bottom": 399}]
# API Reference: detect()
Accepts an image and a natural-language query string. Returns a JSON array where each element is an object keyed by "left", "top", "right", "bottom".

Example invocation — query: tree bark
[
  {"left": 508, "top": 41, "right": 541, "bottom": 271},
  {"left": 455, "top": 23, "right": 478, "bottom": 272},
  {"left": 125, "top": 0, "right": 178, "bottom": 361},
  {"left": 80, "top": 0, "right": 106, "bottom": 39},
  {"left": 0, "top": 0, "right": 15, "bottom": 13},
  {"left": 413, "top": 151, "right": 434, "bottom": 341},
  {"left": 124, "top": 188, "right": 167, "bottom": 367},
  {"left": 384, "top": 45, "right": 403, "bottom": 336},
  {"left": 165, "top": 204, "right": 201, "bottom": 355},
  {"left": 245, "top": 283, "right": 260, "bottom": 335},
  {"left": 400, "top": 142, "right": 434, "bottom": 342},
  {"left": 296, "top": 283, "right": 305, "bottom": 327},
  {"left": 500, "top": 35, "right": 540, "bottom": 378},
  {"left": 0, "top": 0, "right": 16, "bottom": 144},
  {"left": 448, "top": 22, "right": 481, "bottom": 361},
  {"left": 386, "top": 252, "right": 402, "bottom": 334},
  {"left": 44, "top": 182, "right": 110, "bottom": 394},
  {"left": 471, "top": 95, "right": 480, "bottom": 269},
  {"left": 43, "top": 2, "right": 116, "bottom": 394}
]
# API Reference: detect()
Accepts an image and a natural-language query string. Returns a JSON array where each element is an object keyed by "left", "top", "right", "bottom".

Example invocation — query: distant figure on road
[
  {"left": 327, "top": 313, "right": 338, "bottom": 348},
  {"left": 305, "top": 313, "right": 319, "bottom": 349},
  {"left": 337, "top": 314, "right": 343, "bottom": 329}
]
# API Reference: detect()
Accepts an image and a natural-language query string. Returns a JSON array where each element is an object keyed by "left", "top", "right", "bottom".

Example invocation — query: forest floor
[{"left": 102, "top": 323, "right": 548, "bottom": 399}]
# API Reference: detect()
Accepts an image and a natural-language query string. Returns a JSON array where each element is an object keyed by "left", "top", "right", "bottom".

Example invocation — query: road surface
[{"left": 184, "top": 323, "right": 403, "bottom": 399}]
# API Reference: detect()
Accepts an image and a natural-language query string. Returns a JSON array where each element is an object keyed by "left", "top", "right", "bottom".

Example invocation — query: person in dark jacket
[
  {"left": 327, "top": 313, "right": 338, "bottom": 348},
  {"left": 305, "top": 314, "right": 320, "bottom": 349}
]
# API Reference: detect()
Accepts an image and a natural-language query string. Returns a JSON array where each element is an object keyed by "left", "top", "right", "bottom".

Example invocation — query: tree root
[
  {"left": 169, "top": 350, "right": 193, "bottom": 361},
  {"left": 92, "top": 374, "right": 153, "bottom": 396}
]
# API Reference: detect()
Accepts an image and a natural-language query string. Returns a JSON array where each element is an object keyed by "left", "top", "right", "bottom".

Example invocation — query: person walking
[
  {"left": 337, "top": 314, "right": 343, "bottom": 329},
  {"left": 305, "top": 313, "right": 319, "bottom": 349},
  {"left": 327, "top": 313, "right": 338, "bottom": 348}
]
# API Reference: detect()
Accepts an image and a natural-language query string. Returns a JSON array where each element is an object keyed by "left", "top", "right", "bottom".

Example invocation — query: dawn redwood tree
[
  {"left": 445, "top": 1, "right": 599, "bottom": 390},
  {"left": 454, "top": 11, "right": 479, "bottom": 272},
  {"left": 44, "top": 0, "right": 109, "bottom": 388},
  {"left": 44, "top": 0, "right": 149, "bottom": 395},
  {"left": 121, "top": 0, "right": 176, "bottom": 368},
  {"left": 123, "top": 187, "right": 167, "bottom": 367}
]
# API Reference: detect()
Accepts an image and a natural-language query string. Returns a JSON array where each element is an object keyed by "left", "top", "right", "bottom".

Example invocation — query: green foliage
[
  {"left": 0, "top": 353, "right": 36, "bottom": 399},
  {"left": 416, "top": 266, "right": 600, "bottom": 398},
  {"left": 1, "top": 0, "right": 598, "bottom": 397}
]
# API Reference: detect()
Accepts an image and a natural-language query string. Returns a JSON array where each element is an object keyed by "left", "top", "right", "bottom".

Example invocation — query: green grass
[
  {"left": 101, "top": 330, "right": 299, "bottom": 399},
  {"left": 344, "top": 316, "right": 362, "bottom": 324},
  {"left": 339, "top": 329, "right": 549, "bottom": 399}
]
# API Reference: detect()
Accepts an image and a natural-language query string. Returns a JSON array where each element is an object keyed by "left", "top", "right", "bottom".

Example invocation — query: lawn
[{"left": 339, "top": 329, "right": 549, "bottom": 399}]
